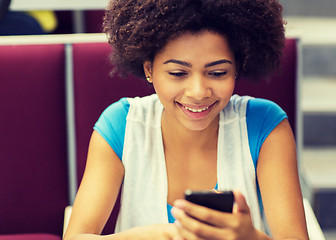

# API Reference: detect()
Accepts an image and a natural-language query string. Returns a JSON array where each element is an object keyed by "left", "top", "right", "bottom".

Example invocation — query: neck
[{"left": 161, "top": 110, "right": 219, "bottom": 152}]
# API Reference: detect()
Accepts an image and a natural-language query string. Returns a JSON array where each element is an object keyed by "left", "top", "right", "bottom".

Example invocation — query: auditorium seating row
[{"left": 0, "top": 33, "right": 324, "bottom": 239}]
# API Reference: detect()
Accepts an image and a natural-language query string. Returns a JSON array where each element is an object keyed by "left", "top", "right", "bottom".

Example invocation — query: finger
[
  {"left": 169, "top": 223, "right": 185, "bottom": 240},
  {"left": 179, "top": 227, "right": 206, "bottom": 240},
  {"left": 233, "top": 190, "right": 250, "bottom": 214},
  {"left": 175, "top": 220, "right": 201, "bottom": 240},
  {"left": 172, "top": 207, "right": 227, "bottom": 240},
  {"left": 173, "top": 237, "right": 185, "bottom": 240},
  {"left": 174, "top": 199, "right": 234, "bottom": 227}
]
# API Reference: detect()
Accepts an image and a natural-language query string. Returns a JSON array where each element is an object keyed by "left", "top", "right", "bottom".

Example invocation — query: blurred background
[
  {"left": 0, "top": 0, "right": 335, "bottom": 239},
  {"left": 281, "top": 1, "right": 336, "bottom": 239}
]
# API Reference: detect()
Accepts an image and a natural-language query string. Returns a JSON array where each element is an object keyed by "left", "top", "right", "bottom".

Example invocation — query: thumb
[{"left": 233, "top": 190, "right": 250, "bottom": 214}]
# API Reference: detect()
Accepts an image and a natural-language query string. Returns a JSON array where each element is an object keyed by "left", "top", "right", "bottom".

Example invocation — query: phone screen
[{"left": 184, "top": 190, "right": 234, "bottom": 213}]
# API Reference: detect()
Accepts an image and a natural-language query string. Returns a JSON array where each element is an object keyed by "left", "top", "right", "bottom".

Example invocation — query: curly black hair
[{"left": 103, "top": 0, "right": 285, "bottom": 80}]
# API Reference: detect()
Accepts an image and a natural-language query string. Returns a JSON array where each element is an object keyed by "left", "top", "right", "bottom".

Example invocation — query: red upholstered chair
[
  {"left": 0, "top": 44, "right": 69, "bottom": 239},
  {"left": 0, "top": 234, "right": 60, "bottom": 240},
  {"left": 67, "top": 39, "right": 301, "bottom": 235}
]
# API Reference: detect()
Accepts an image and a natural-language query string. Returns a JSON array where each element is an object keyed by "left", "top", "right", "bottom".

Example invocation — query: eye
[
  {"left": 168, "top": 71, "right": 188, "bottom": 78},
  {"left": 208, "top": 71, "right": 227, "bottom": 77}
]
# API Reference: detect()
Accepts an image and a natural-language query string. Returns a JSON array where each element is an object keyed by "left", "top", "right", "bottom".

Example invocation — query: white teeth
[{"left": 184, "top": 106, "right": 209, "bottom": 113}]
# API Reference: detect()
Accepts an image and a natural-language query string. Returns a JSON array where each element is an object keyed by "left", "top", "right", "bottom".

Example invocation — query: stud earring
[{"left": 146, "top": 76, "right": 152, "bottom": 83}]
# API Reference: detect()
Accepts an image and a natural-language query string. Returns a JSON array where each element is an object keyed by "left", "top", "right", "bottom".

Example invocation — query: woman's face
[{"left": 144, "top": 31, "right": 236, "bottom": 132}]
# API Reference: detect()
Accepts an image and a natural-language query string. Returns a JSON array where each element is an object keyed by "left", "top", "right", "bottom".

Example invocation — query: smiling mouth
[
  {"left": 177, "top": 102, "right": 217, "bottom": 119},
  {"left": 184, "top": 105, "right": 210, "bottom": 113}
]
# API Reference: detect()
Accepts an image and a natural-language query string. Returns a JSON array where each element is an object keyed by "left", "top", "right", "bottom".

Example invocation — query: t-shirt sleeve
[
  {"left": 93, "top": 98, "right": 130, "bottom": 160},
  {"left": 246, "top": 98, "right": 288, "bottom": 168}
]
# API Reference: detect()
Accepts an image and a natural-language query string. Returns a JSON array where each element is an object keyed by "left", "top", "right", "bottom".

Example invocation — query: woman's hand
[{"left": 172, "top": 190, "right": 265, "bottom": 240}]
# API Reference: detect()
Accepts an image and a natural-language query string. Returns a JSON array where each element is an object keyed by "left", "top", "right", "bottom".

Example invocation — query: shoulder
[
  {"left": 127, "top": 94, "right": 162, "bottom": 126},
  {"left": 246, "top": 98, "right": 287, "bottom": 124},
  {"left": 98, "top": 94, "right": 160, "bottom": 124},
  {"left": 246, "top": 98, "right": 288, "bottom": 166},
  {"left": 101, "top": 97, "right": 130, "bottom": 119},
  {"left": 94, "top": 97, "right": 130, "bottom": 132},
  {"left": 223, "top": 95, "right": 252, "bottom": 119},
  {"left": 93, "top": 98, "right": 130, "bottom": 159},
  {"left": 128, "top": 94, "right": 160, "bottom": 108}
]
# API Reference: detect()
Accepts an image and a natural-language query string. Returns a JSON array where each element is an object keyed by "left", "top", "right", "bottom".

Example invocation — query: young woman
[{"left": 63, "top": 0, "right": 309, "bottom": 239}]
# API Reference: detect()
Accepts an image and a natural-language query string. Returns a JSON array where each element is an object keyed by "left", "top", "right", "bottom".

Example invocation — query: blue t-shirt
[{"left": 94, "top": 96, "right": 287, "bottom": 223}]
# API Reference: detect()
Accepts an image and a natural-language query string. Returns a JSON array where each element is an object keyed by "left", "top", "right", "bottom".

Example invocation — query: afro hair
[{"left": 103, "top": 0, "right": 285, "bottom": 80}]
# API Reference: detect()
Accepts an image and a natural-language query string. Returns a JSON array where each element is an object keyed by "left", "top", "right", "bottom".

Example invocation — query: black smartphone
[{"left": 184, "top": 190, "right": 234, "bottom": 213}]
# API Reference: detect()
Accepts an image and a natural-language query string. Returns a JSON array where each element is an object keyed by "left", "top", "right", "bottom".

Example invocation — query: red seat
[
  {"left": 0, "top": 44, "right": 69, "bottom": 239},
  {"left": 0, "top": 234, "right": 60, "bottom": 240},
  {"left": 235, "top": 38, "right": 298, "bottom": 135}
]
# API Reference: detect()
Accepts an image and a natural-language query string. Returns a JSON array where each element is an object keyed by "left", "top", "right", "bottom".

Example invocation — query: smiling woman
[{"left": 63, "top": 1, "right": 309, "bottom": 240}]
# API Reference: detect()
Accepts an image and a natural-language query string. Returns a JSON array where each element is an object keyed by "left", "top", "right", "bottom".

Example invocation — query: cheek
[
  {"left": 213, "top": 81, "right": 235, "bottom": 99},
  {"left": 153, "top": 79, "right": 182, "bottom": 102}
]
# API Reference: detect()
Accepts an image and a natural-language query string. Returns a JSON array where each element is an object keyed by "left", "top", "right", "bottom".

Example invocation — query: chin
[{"left": 181, "top": 119, "right": 215, "bottom": 132}]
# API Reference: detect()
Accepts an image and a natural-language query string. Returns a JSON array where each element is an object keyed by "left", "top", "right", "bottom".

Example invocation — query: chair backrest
[
  {"left": 70, "top": 38, "right": 299, "bottom": 234},
  {"left": 0, "top": 44, "right": 69, "bottom": 235},
  {"left": 235, "top": 38, "right": 298, "bottom": 135}
]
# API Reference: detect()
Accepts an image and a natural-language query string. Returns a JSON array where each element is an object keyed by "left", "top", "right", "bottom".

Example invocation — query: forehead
[{"left": 154, "top": 31, "right": 235, "bottom": 63}]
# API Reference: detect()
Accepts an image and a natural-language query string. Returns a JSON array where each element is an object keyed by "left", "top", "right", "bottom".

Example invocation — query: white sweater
[{"left": 115, "top": 94, "right": 264, "bottom": 232}]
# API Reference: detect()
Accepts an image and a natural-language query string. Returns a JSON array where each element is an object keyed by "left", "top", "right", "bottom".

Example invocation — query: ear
[{"left": 143, "top": 61, "right": 152, "bottom": 79}]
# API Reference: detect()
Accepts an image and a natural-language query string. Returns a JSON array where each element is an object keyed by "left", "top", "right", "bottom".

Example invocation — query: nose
[{"left": 185, "top": 75, "right": 212, "bottom": 100}]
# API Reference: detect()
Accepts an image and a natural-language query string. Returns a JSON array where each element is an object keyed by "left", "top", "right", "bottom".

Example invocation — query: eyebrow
[
  {"left": 163, "top": 59, "right": 232, "bottom": 68},
  {"left": 205, "top": 59, "right": 232, "bottom": 67},
  {"left": 163, "top": 59, "right": 192, "bottom": 67}
]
